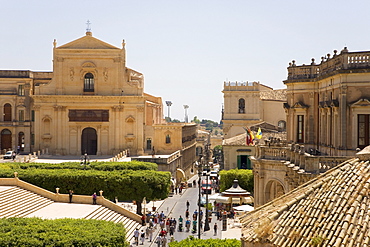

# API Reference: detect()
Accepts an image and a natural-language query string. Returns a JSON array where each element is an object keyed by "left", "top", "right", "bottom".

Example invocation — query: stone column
[{"left": 340, "top": 86, "right": 347, "bottom": 151}]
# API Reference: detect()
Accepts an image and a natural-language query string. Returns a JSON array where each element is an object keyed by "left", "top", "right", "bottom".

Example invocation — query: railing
[
  {"left": 256, "top": 144, "right": 351, "bottom": 174},
  {"left": 287, "top": 50, "right": 370, "bottom": 81},
  {"left": 0, "top": 177, "right": 141, "bottom": 222}
]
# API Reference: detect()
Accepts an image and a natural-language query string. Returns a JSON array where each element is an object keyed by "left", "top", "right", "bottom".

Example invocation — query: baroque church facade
[{"left": 0, "top": 31, "right": 196, "bottom": 166}]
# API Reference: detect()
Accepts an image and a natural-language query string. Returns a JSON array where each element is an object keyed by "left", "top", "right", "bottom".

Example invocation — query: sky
[{"left": 1, "top": 0, "right": 370, "bottom": 122}]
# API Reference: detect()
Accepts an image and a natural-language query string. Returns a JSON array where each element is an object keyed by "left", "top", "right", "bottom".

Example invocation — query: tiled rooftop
[{"left": 240, "top": 154, "right": 370, "bottom": 246}]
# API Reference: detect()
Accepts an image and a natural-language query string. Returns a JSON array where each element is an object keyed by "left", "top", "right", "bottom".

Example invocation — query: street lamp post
[
  {"left": 203, "top": 144, "right": 211, "bottom": 232},
  {"left": 80, "top": 152, "right": 90, "bottom": 169},
  {"left": 197, "top": 159, "right": 202, "bottom": 239}
]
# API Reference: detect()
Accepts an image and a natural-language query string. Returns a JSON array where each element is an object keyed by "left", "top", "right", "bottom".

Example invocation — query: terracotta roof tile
[{"left": 240, "top": 157, "right": 370, "bottom": 246}]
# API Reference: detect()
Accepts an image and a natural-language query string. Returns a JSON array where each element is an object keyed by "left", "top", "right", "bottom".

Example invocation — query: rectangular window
[
  {"left": 18, "top": 110, "right": 24, "bottom": 122},
  {"left": 297, "top": 115, "right": 304, "bottom": 143},
  {"left": 358, "top": 114, "right": 370, "bottom": 148},
  {"left": 146, "top": 138, "right": 152, "bottom": 150},
  {"left": 31, "top": 110, "right": 35, "bottom": 122},
  {"left": 18, "top": 85, "right": 25, "bottom": 96}
]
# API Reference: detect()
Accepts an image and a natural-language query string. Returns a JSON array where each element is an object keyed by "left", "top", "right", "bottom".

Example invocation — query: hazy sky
[{"left": 1, "top": 0, "right": 370, "bottom": 122}]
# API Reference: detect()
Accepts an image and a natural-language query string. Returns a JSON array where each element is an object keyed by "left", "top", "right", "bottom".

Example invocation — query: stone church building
[{"left": 0, "top": 31, "right": 196, "bottom": 170}]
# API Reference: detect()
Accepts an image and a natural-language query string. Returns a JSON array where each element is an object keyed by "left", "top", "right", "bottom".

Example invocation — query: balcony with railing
[
  {"left": 255, "top": 143, "right": 351, "bottom": 174},
  {"left": 286, "top": 48, "right": 370, "bottom": 81}
]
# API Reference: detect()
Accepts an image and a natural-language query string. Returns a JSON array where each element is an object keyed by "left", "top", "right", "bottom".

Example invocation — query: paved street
[{"left": 132, "top": 174, "right": 239, "bottom": 247}]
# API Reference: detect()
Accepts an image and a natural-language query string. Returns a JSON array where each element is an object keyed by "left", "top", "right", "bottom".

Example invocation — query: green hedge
[
  {"left": 0, "top": 168, "right": 171, "bottom": 201},
  {"left": 0, "top": 218, "right": 129, "bottom": 246},
  {"left": 169, "top": 236, "right": 241, "bottom": 247},
  {"left": 219, "top": 169, "right": 253, "bottom": 193},
  {"left": 1, "top": 160, "right": 158, "bottom": 171}
]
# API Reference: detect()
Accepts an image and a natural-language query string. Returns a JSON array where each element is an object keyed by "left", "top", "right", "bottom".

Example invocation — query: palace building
[{"left": 0, "top": 31, "right": 196, "bottom": 176}]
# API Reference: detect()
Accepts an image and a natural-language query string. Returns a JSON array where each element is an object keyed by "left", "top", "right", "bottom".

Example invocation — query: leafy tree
[
  {"left": 192, "top": 116, "right": 201, "bottom": 124},
  {"left": 219, "top": 169, "right": 254, "bottom": 193}
]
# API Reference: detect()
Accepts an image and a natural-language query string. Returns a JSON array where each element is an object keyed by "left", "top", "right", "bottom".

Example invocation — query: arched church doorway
[
  {"left": 81, "top": 127, "right": 97, "bottom": 155},
  {"left": 265, "top": 179, "right": 285, "bottom": 203},
  {"left": 1, "top": 129, "right": 12, "bottom": 151}
]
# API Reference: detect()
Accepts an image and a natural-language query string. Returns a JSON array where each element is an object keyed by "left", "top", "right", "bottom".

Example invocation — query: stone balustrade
[
  {"left": 256, "top": 144, "right": 351, "bottom": 174},
  {"left": 286, "top": 49, "right": 370, "bottom": 81}
]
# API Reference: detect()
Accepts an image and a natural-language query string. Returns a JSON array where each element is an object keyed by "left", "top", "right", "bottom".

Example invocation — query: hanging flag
[
  {"left": 243, "top": 127, "right": 254, "bottom": 146},
  {"left": 256, "top": 127, "right": 262, "bottom": 139}
]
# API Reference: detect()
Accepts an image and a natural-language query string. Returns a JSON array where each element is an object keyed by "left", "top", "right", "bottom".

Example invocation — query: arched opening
[
  {"left": 84, "top": 73, "right": 94, "bottom": 92},
  {"left": 165, "top": 134, "right": 171, "bottom": 144},
  {"left": 81, "top": 127, "right": 97, "bottom": 155},
  {"left": 3, "top": 103, "right": 11, "bottom": 121},
  {"left": 1, "top": 129, "right": 12, "bottom": 151},
  {"left": 265, "top": 179, "right": 285, "bottom": 203},
  {"left": 18, "top": 132, "right": 25, "bottom": 152},
  {"left": 238, "top": 98, "right": 245, "bottom": 113}
]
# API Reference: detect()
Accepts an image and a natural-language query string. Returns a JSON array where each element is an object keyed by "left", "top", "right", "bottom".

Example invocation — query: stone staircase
[
  {"left": 85, "top": 206, "right": 141, "bottom": 239},
  {"left": 0, "top": 186, "right": 142, "bottom": 241},
  {"left": 0, "top": 186, "right": 53, "bottom": 217}
]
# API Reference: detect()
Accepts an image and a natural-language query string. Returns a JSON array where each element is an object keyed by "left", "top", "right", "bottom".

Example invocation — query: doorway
[
  {"left": 81, "top": 127, "right": 97, "bottom": 155},
  {"left": 1, "top": 129, "right": 12, "bottom": 151},
  {"left": 237, "top": 155, "right": 252, "bottom": 169}
]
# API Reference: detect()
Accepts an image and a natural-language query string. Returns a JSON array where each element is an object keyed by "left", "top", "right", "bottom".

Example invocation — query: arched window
[
  {"left": 84, "top": 73, "right": 94, "bottom": 92},
  {"left": 165, "top": 134, "right": 171, "bottom": 144},
  {"left": 238, "top": 98, "right": 245, "bottom": 113},
  {"left": 3, "top": 103, "right": 11, "bottom": 121}
]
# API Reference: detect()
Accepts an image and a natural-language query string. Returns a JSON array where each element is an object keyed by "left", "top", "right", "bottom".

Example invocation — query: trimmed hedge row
[
  {"left": 169, "top": 237, "right": 241, "bottom": 247},
  {"left": 0, "top": 218, "right": 129, "bottom": 246},
  {"left": 219, "top": 169, "right": 254, "bottom": 193},
  {"left": 1, "top": 160, "right": 158, "bottom": 171},
  {"left": 0, "top": 168, "right": 171, "bottom": 201}
]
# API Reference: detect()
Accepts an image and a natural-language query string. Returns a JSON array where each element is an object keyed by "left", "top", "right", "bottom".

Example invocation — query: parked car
[{"left": 3, "top": 151, "right": 14, "bottom": 159}]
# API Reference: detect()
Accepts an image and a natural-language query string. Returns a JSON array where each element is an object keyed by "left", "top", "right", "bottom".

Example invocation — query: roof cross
[{"left": 86, "top": 20, "right": 92, "bottom": 32}]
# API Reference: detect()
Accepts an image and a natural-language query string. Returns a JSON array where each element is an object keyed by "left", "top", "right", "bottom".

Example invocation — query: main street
[{"left": 139, "top": 174, "right": 223, "bottom": 247}]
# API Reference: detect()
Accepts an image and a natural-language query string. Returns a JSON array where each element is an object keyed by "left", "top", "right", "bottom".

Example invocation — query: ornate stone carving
[
  {"left": 136, "top": 105, "right": 145, "bottom": 112},
  {"left": 70, "top": 68, "right": 74, "bottom": 81},
  {"left": 82, "top": 61, "right": 96, "bottom": 68},
  {"left": 127, "top": 68, "right": 143, "bottom": 88},
  {"left": 112, "top": 105, "right": 124, "bottom": 112},
  {"left": 33, "top": 105, "right": 41, "bottom": 111},
  {"left": 53, "top": 105, "right": 66, "bottom": 111},
  {"left": 103, "top": 68, "right": 108, "bottom": 81}
]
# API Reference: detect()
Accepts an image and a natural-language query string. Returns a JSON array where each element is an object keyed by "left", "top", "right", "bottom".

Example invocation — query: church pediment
[
  {"left": 57, "top": 33, "right": 119, "bottom": 50},
  {"left": 292, "top": 101, "right": 309, "bottom": 109},
  {"left": 350, "top": 98, "right": 370, "bottom": 107}
]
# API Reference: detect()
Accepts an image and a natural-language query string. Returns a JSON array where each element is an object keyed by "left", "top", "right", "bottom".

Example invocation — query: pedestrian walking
[
  {"left": 161, "top": 235, "right": 167, "bottom": 247},
  {"left": 185, "top": 209, "right": 189, "bottom": 218},
  {"left": 68, "top": 190, "right": 73, "bottom": 203},
  {"left": 92, "top": 192, "right": 97, "bottom": 205},
  {"left": 186, "top": 200, "right": 190, "bottom": 209},
  {"left": 185, "top": 219, "right": 191, "bottom": 232},
  {"left": 193, "top": 180, "right": 196, "bottom": 187},
  {"left": 140, "top": 230, "right": 145, "bottom": 245},
  {"left": 148, "top": 226, "right": 153, "bottom": 242},
  {"left": 214, "top": 223, "right": 218, "bottom": 236},
  {"left": 156, "top": 234, "right": 161, "bottom": 247},
  {"left": 133, "top": 228, "right": 139, "bottom": 246}
]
